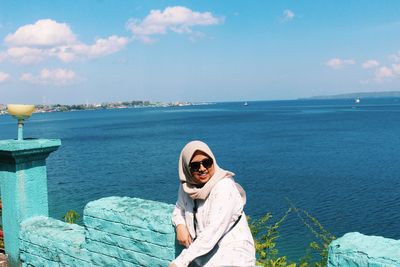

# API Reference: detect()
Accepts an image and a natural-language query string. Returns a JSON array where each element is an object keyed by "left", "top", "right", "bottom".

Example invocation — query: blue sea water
[{"left": 1, "top": 98, "right": 400, "bottom": 261}]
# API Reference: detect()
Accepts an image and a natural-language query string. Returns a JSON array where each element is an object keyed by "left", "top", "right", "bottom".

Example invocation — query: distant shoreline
[
  {"left": 0, "top": 101, "right": 215, "bottom": 115},
  {"left": 300, "top": 91, "right": 400, "bottom": 100},
  {"left": 4, "top": 93, "right": 400, "bottom": 116}
]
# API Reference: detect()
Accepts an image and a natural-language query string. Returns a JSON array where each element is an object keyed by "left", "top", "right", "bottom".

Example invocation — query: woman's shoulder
[
  {"left": 210, "top": 178, "right": 243, "bottom": 205},
  {"left": 213, "top": 177, "right": 237, "bottom": 191}
]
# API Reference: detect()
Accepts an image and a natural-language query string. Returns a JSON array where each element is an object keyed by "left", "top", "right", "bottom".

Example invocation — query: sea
[{"left": 1, "top": 98, "right": 400, "bottom": 261}]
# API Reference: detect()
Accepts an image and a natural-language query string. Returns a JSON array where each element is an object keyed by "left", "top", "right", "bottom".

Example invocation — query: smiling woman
[
  {"left": 189, "top": 153, "right": 215, "bottom": 184},
  {"left": 170, "top": 140, "right": 255, "bottom": 267}
]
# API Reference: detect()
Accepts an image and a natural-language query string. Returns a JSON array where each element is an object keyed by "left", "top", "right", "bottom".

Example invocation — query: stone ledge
[
  {"left": 84, "top": 215, "right": 175, "bottom": 246},
  {"left": 85, "top": 227, "right": 175, "bottom": 260},
  {"left": 0, "top": 139, "right": 61, "bottom": 152},
  {"left": 20, "top": 216, "right": 91, "bottom": 265},
  {"left": 328, "top": 232, "right": 400, "bottom": 267},
  {"left": 0, "top": 139, "right": 61, "bottom": 164},
  {"left": 86, "top": 239, "right": 169, "bottom": 267},
  {"left": 20, "top": 216, "right": 86, "bottom": 250},
  {"left": 19, "top": 197, "right": 180, "bottom": 266},
  {"left": 84, "top": 196, "right": 175, "bottom": 234}
]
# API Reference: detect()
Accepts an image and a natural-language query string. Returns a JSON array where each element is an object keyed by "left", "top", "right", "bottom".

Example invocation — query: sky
[{"left": 1, "top": 0, "right": 400, "bottom": 104}]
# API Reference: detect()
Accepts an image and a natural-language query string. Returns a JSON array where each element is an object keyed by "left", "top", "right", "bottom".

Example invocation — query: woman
[{"left": 170, "top": 141, "right": 255, "bottom": 267}]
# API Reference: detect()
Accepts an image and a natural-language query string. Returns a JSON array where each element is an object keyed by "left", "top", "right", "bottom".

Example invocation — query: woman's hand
[
  {"left": 169, "top": 263, "right": 177, "bottom": 267},
  {"left": 176, "top": 224, "right": 192, "bottom": 248}
]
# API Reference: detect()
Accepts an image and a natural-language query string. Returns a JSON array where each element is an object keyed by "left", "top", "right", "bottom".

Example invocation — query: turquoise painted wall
[
  {"left": 328, "top": 232, "right": 400, "bottom": 267},
  {"left": 19, "top": 196, "right": 181, "bottom": 267},
  {"left": 0, "top": 139, "right": 60, "bottom": 267},
  {"left": 19, "top": 198, "right": 400, "bottom": 267}
]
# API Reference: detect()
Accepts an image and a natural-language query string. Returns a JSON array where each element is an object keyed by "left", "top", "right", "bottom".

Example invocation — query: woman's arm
[
  {"left": 172, "top": 179, "right": 243, "bottom": 267},
  {"left": 172, "top": 184, "right": 186, "bottom": 227},
  {"left": 172, "top": 184, "right": 193, "bottom": 248}
]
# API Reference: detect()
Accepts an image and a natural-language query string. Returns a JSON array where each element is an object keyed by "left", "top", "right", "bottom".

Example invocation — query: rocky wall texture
[
  {"left": 19, "top": 197, "right": 180, "bottom": 267},
  {"left": 328, "top": 232, "right": 400, "bottom": 267}
]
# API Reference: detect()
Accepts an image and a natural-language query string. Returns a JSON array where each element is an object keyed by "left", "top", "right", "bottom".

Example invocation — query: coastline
[{"left": 0, "top": 101, "right": 215, "bottom": 115}]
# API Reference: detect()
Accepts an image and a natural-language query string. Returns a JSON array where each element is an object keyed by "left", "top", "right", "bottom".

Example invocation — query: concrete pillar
[{"left": 0, "top": 139, "right": 61, "bottom": 267}]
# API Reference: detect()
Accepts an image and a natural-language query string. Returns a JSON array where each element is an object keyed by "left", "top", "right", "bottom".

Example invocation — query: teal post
[{"left": 0, "top": 139, "right": 61, "bottom": 267}]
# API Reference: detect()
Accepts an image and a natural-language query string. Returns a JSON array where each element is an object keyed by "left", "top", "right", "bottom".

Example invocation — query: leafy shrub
[
  {"left": 63, "top": 210, "right": 80, "bottom": 224},
  {"left": 248, "top": 199, "right": 336, "bottom": 267}
]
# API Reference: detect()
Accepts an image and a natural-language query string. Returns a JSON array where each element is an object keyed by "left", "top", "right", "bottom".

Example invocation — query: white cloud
[
  {"left": 47, "top": 35, "right": 129, "bottom": 62},
  {"left": 126, "top": 6, "right": 222, "bottom": 42},
  {"left": 0, "top": 52, "right": 7, "bottom": 62},
  {"left": 281, "top": 9, "right": 295, "bottom": 22},
  {"left": 389, "top": 51, "right": 400, "bottom": 62},
  {"left": 392, "top": 63, "right": 400, "bottom": 75},
  {"left": 362, "top": 60, "right": 380, "bottom": 69},
  {"left": 325, "top": 52, "right": 400, "bottom": 83},
  {"left": 374, "top": 66, "right": 394, "bottom": 82},
  {"left": 72, "top": 36, "right": 129, "bottom": 58},
  {"left": 21, "top": 68, "right": 77, "bottom": 85},
  {"left": 362, "top": 55, "right": 400, "bottom": 83},
  {"left": 361, "top": 52, "right": 400, "bottom": 83},
  {"left": 7, "top": 47, "right": 45, "bottom": 64},
  {"left": 326, "top": 58, "right": 355, "bottom": 69},
  {"left": 2, "top": 19, "right": 129, "bottom": 64},
  {"left": 48, "top": 45, "right": 76, "bottom": 62},
  {"left": 5, "top": 19, "right": 76, "bottom": 47},
  {"left": 0, "top": 72, "right": 10, "bottom": 82},
  {"left": 20, "top": 73, "right": 34, "bottom": 82}
]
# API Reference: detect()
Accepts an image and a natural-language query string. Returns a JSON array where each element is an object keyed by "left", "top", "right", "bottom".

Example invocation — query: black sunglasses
[{"left": 189, "top": 158, "right": 214, "bottom": 172}]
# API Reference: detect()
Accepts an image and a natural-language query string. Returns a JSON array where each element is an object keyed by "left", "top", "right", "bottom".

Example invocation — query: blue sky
[{"left": 1, "top": 0, "right": 400, "bottom": 104}]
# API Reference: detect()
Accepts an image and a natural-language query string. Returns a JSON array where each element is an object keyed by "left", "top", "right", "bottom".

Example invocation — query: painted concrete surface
[
  {"left": 84, "top": 196, "right": 178, "bottom": 266},
  {"left": 0, "top": 139, "right": 60, "bottom": 267},
  {"left": 328, "top": 232, "right": 400, "bottom": 267},
  {"left": 20, "top": 216, "right": 90, "bottom": 266},
  {"left": 0, "top": 138, "right": 181, "bottom": 266},
  {"left": 0, "top": 139, "right": 61, "bottom": 164},
  {"left": 17, "top": 198, "right": 400, "bottom": 267},
  {"left": 20, "top": 197, "right": 180, "bottom": 266},
  {"left": 84, "top": 196, "right": 175, "bottom": 234}
]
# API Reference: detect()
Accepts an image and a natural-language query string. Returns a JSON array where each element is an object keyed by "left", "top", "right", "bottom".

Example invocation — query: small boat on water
[
  {"left": 243, "top": 102, "right": 248, "bottom": 106},
  {"left": 355, "top": 98, "right": 360, "bottom": 104}
]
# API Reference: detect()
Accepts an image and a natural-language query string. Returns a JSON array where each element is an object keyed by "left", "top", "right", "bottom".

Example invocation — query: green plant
[
  {"left": 286, "top": 199, "right": 336, "bottom": 267},
  {"left": 63, "top": 210, "right": 80, "bottom": 224},
  {"left": 248, "top": 200, "right": 336, "bottom": 267},
  {"left": 249, "top": 208, "right": 295, "bottom": 267}
]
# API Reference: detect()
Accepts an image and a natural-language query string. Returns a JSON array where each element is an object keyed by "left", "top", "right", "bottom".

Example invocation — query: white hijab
[{"left": 178, "top": 140, "right": 246, "bottom": 204}]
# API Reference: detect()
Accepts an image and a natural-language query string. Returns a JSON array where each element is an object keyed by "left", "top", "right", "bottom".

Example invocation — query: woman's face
[{"left": 190, "top": 152, "right": 215, "bottom": 184}]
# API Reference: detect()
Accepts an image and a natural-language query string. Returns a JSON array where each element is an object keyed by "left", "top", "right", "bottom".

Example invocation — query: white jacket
[{"left": 172, "top": 178, "right": 256, "bottom": 267}]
